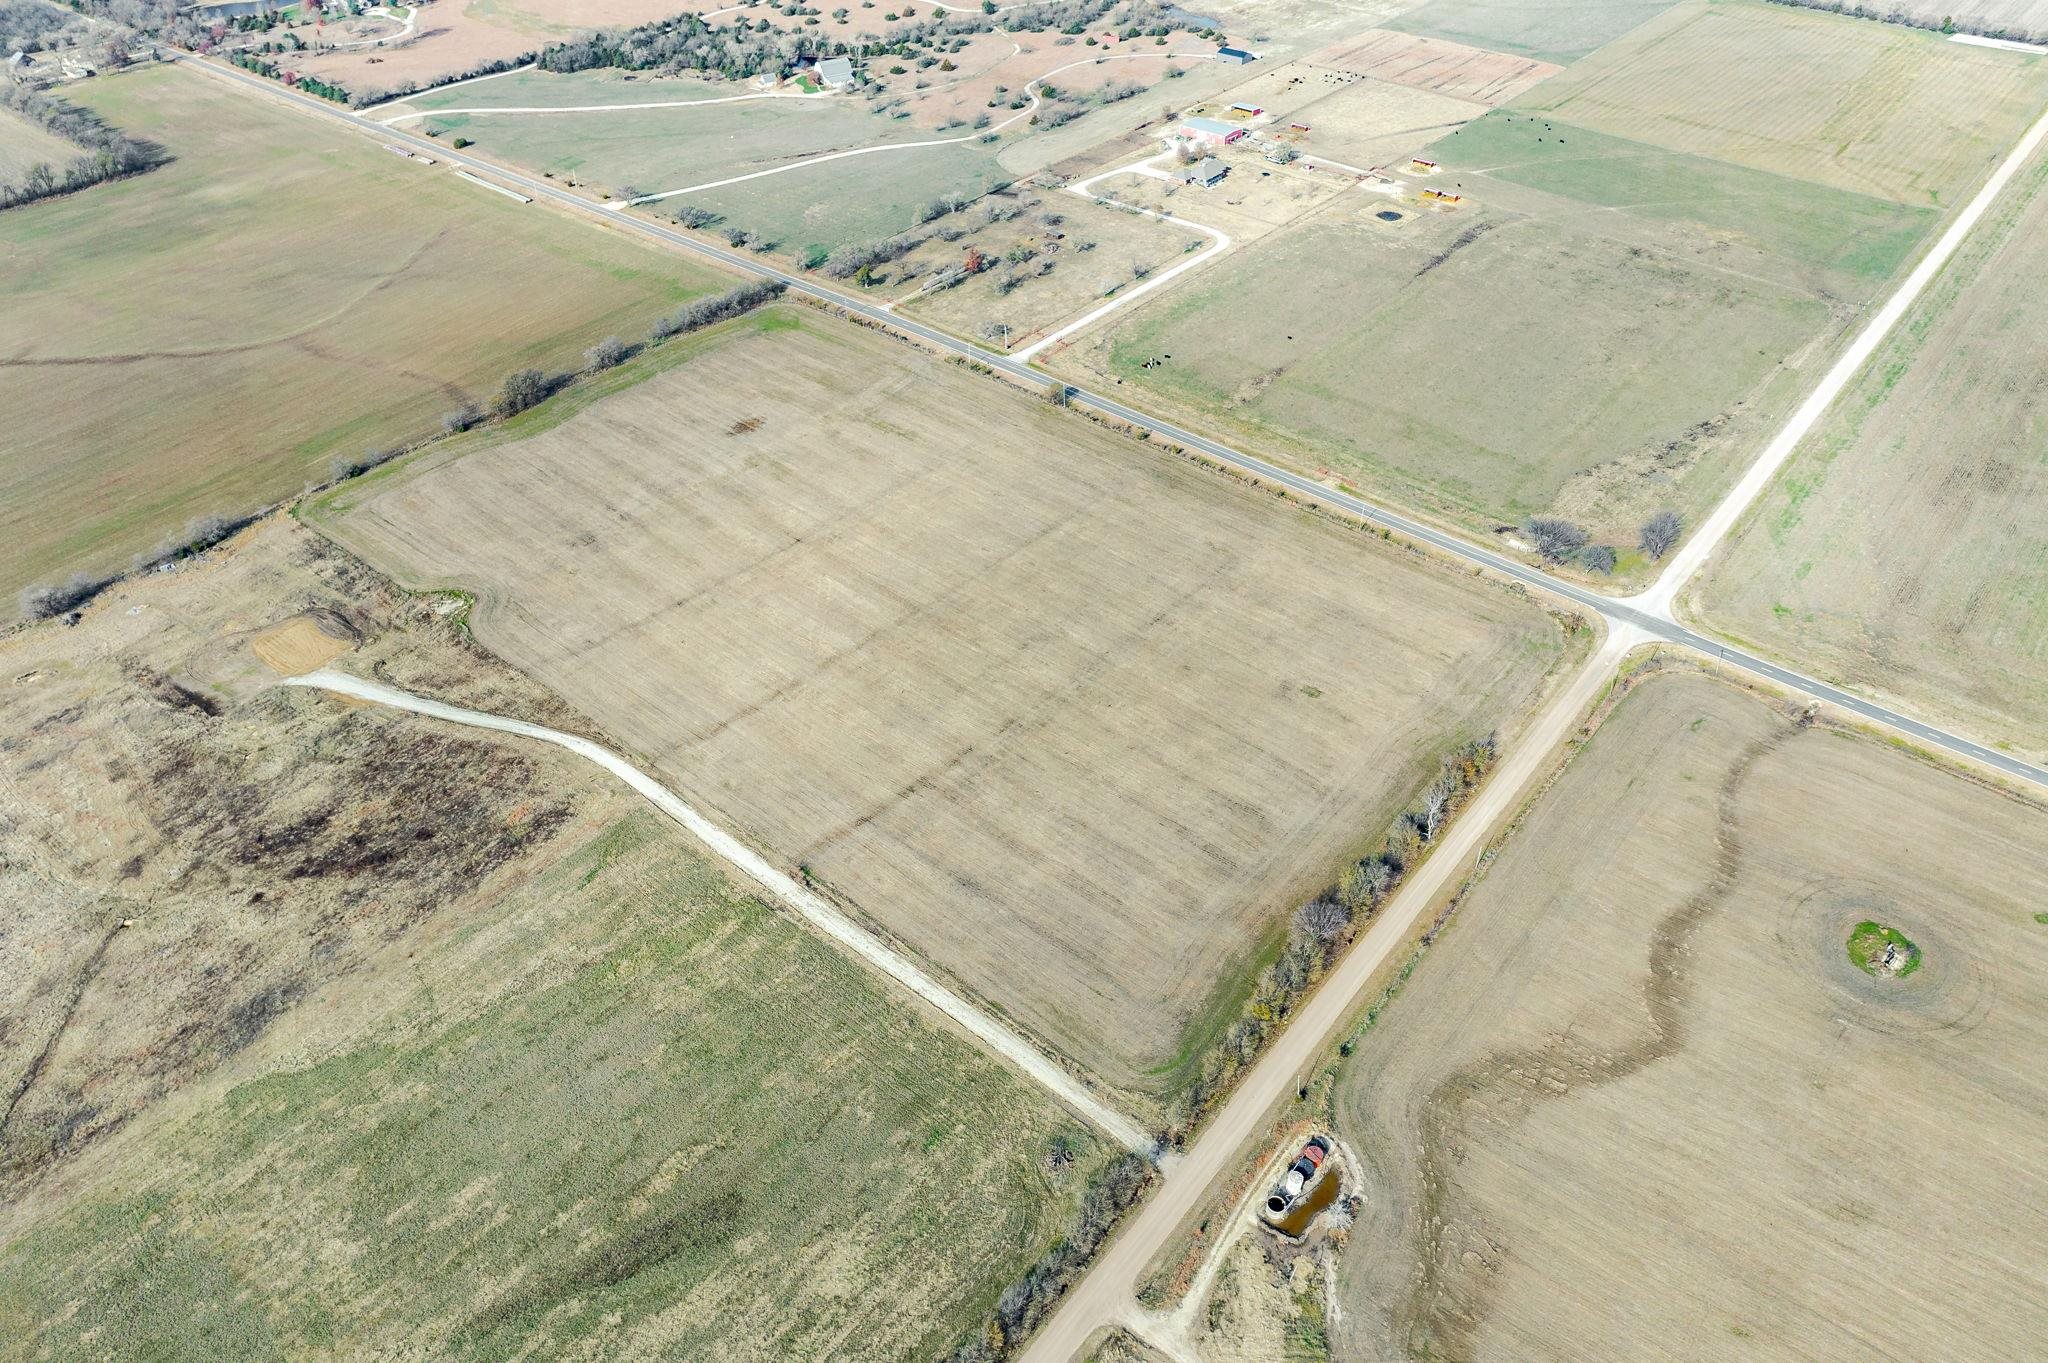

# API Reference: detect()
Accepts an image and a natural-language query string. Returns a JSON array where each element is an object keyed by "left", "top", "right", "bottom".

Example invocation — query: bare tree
[
  {"left": 1415, "top": 771, "right": 1455, "bottom": 842},
  {"left": 672, "top": 204, "right": 722, "bottom": 229},
  {"left": 1524, "top": 516, "right": 1588, "bottom": 563},
  {"left": 493, "top": 368, "right": 554, "bottom": 417},
  {"left": 1044, "top": 379, "right": 1070, "bottom": 407},
  {"left": 442, "top": 401, "right": 484, "bottom": 434},
  {"left": 1639, "top": 509, "right": 1683, "bottom": 560},
  {"left": 583, "top": 336, "right": 628, "bottom": 372},
  {"left": 1580, "top": 544, "right": 1617, "bottom": 574},
  {"left": 1292, "top": 896, "right": 1350, "bottom": 943}
]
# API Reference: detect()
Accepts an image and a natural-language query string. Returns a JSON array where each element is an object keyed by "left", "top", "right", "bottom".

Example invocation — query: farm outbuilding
[
  {"left": 1180, "top": 116, "right": 1247, "bottom": 146},
  {"left": 1217, "top": 46, "right": 1256, "bottom": 64}
]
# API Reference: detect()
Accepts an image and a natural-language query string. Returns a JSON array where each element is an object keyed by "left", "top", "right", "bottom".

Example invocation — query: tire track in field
[
  {"left": 0, "top": 228, "right": 449, "bottom": 368},
  {"left": 1395, "top": 718, "right": 1795, "bottom": 1360}
]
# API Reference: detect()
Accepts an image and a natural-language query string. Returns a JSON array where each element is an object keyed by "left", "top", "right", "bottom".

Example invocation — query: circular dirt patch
[{"left": 1778, "top": 882, "right": 1992, "bottom": 1036}]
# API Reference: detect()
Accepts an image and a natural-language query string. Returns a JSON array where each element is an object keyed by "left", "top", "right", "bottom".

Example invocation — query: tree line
[
  {"left": 15, "top": 279, "right": 783, "bottom": 624},
  {"left": 538, "top": 0, "right": 1196, "bottom": 82},
  {"left": 943, "top": 1150, "right": 1151, "bottom": 1362},
  {"left": 0, "top": 82, "right": 164, "bottom": 212},
  {"left": 1166, "top": 734, "right": 1503, "bottom": 1144}
]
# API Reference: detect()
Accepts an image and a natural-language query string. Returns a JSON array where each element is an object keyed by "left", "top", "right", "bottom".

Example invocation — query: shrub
[
  {"left": 648, "top": 280, "right": 785, "bottom": 342},
  {"left": 1524, "top": 516, "right": 1589, "bottom": 563},
  {"left": 583, "top": 336, "right": 629, "bottom": 372},
  {"left": 1639, "top": 509, "right": 1683, "bottom": 560},
  {"left": 493, "top": 368, "right": 555, "bottom": 417},
  {"left": 442, "top": 402, "right": 484, "bottom": 434}
]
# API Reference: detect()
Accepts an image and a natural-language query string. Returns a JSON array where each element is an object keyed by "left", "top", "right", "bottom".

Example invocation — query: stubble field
[
  {"left": 1331, "top": 667, "right": 2048, "bottom": 1362},
  {"left": 1384, "top": 0, "right": 1681, "bottom": 64},
  {"left": 1050, "top": 0, "right": 2045, "bottom": 579},
  {"left": 0, "top": 61, "right": 727, "bottom": 618},
  {"left": 1699, "top": 143, "right": 2048, "bottom": 763},
  {"left": 313, "top": 306, "right": 1573, "bottom": 1110},
  {"left": 0, "top": 515, "right": 1108, "bottom": 1361},
  {"left": 1516, "top": 0, "right": 2048, "bottom": 206}
]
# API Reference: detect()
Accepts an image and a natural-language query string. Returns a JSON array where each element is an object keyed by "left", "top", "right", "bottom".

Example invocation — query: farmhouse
[
  {"left": 1217, "top": 46, "right": 1256, "bottom": 64},
  {"left": 814, "top": 56, "right": 855, "bottom": 89},
  {"left": 1179, "top": 116, "right": 1247, "bottom": 146},
  {"left": 1173, "top": 157, "right": 1228, "bottom": 187}
]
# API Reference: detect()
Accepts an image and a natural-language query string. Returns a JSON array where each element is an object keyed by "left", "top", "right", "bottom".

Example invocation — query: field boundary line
[
  {"left": 617, "top": 49, "right": 1206, "bottom": 207},
  {"left": 378, "top": 89, "right": 829, "bottom": 122},
  {"left": 357, "top": 61, "right": 536, "bottom": 113},
  {"left": 1011, "top": 623, "right": 1649, "bottom": 1362},
  {"left": 1633, "top": 95, "right": 2048, "bottom": 618},
  {"left": 455, "top": 169, "right": 532, "bottom": 201},
  {"left": 282, "top": 667, "right": 1154, "bottom": 1152}
]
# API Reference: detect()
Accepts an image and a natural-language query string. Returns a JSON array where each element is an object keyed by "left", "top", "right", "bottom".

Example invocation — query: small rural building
[
  {"left": 753, "top": 70, "right": 777, "bottom": 90},
  {"left": 1225, "top": 102, "right": 1263, "bottom": 119},
  {"left": 1179, "top": 116, "right": 1246, "bottom": 146},
  {"left": 1217, "top": 46, "right": 1256, "bottom": 64},
  {"left": 1409, "top": 156, "right": 1439, "bottom": 173},
  {"left": 1173, "top": 156, "right": 1228, "bottom": 187},
  {"left": 815, "top": 55, "right": 855, "bottom": 89}
]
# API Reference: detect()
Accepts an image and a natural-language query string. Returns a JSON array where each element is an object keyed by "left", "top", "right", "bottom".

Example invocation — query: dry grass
[
  {"left": 0, "top": 513, "right": 1110, "bottom": 1361},
  {"left": 0, "top": 62, "right": 727, "bottom": 617},
  {"left": 894, "top": 186, "right": 1210, "bottom": 349},
  {"left": 313, "top": 305, "right": 1572, "bottom": 1110},
  {"left": 0, "top": 514, "right": 628, "bottom": 1199},
  {"left": 1515, "top": 0, "right": 2048, "bottom": 206},
  {"left": 1332, "top": 666, "right": 2048, "bottom": 1361},
  {"left": 1698, "top": 146, "right": 2048, "bottom": 764}
]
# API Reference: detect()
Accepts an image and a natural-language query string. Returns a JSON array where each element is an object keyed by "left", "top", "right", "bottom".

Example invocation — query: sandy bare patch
[{"left": 250, "top": 610, "right": 359, "bottom": 676}]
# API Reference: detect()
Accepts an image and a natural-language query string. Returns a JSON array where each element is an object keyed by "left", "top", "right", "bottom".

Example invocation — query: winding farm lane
[{"left": 280, "top": 668, "right": 1154, "bottom": 1153}]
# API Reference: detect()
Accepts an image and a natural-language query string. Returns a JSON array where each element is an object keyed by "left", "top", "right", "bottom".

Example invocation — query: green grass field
[
  {"left": 1386, "top": 0, "right": 1683, "bottom": 63},
  {"left": 399, "top": 67, "right": 1007, "bottom": 251},
  {"left": 1698, "top": 147, "right": 2048, "bottom": 764},
  {"left": 0, "top": 105, "right": 78, "bottom": 185},
  {"left": 1053, "top": 189, "right": 1832, "bottom": 568},
  {"left": 0, "top": 811, "right": 1106, "bottom": 1361},
  {"left": 0, "top": 61, "right": 729, "bottom": 617},
  {"left": 1512, "top": 0, "right": 2048, "bottom": 206},
  {"left": 1434, "top": 112, "right": 1933, "bottom": 287}
]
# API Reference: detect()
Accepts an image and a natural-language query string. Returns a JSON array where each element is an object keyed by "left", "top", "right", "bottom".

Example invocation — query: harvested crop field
[
  {"left": 1332, "top": 666, "right": 2048, "bottom": 1362},
  {"left": 0, "top": 515, "right": 1112, "bottom": 1361},
  {"left": 1699, "top": 143, "right": 2048, "bottom": 764},
  {"left": 314, "top": 306, "right": 1574, "bottom": 1110},
  {"left": 1515, "top": 0, "right": 2048, "bottom": 205},
  {"left": 1385, "top": 0, "right": 1682, "bottom": 63},
  {"left": 1306, "top": 29, "right": 1562, "bottom": 105},
  {"left": 0, "top": 61, "right": 728, "bottom": 620}
]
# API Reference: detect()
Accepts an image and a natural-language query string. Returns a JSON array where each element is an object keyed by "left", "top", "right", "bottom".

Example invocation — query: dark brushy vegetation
[{"left": 0, "top": 81, "right": 163, "bottom": 211}]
